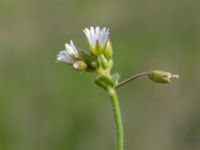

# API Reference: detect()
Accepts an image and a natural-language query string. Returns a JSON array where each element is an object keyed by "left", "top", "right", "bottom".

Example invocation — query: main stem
[{"left": 107, "top": 87, "right": 123, "bottom": 150}]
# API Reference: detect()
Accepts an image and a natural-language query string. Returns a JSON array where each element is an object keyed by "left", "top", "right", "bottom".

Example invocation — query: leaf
[
  {"left": 95, "top": 75, "right": 114, "bottom": 89},
  {"left": 111, "top": 73, "right": 120, "bottom": 86}
]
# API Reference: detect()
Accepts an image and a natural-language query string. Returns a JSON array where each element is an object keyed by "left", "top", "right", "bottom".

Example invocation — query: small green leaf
[
  {"left": 111, "top": 73, "right": 120, "bottom": 86},
  {"left": 95, "top": 75, "right": 114, "bottom": 89}
]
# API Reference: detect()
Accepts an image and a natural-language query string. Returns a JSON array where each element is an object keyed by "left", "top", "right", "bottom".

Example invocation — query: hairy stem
[{"left": 107, "top": 88, "right": 123, "bottom": 150}]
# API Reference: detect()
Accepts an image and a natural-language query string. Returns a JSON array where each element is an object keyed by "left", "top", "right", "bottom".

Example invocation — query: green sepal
[
  {"left": 111, "top": 73, "right": 120, "bottom": 87},
  {"left": 101, "top": 55, "right": 110, "bottom": 70},
  {"left": 79, "top": 50, "right": 98, "bottom": 69},
  {"left": 108, "top": 60, "right": 113, "bottom": 70},
  {"left": 90, "top": 42, "right": 102, "bottom": 56},
  {"left": 95, "top": 75, "right": 114, "bottom": 89}
]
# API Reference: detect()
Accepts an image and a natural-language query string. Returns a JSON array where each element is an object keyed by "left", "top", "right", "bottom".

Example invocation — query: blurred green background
[{"left": 0, "top": 0, "right": 200, "bottom": 150}]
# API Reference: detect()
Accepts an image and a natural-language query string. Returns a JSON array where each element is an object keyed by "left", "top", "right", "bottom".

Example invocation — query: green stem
[{"left": 107, "top": 87, "right": 123, "bottom": 150}]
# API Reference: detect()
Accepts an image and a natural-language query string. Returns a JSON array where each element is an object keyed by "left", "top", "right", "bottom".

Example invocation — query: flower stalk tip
[{"left": 148, "top": 70, "right": 179, "bottom": 83}]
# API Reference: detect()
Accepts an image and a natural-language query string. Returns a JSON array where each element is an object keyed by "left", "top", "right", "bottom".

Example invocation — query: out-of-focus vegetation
[{"left": 0, "top": 0, "right": 200, "bottom": 150}]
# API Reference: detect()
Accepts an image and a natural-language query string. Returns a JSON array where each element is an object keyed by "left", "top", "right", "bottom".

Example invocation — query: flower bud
[
  {"left": 100, "top": 55, "right": 110, "bottom": 70},
  {"left": 148, "top": 70, "right": 179, "bottom": 83},
  {"left": 103, "top": 40, "right": 113, "bottom": 60},
  {"left": 73, "top": 61, "right": 87, "bottom": 71}
]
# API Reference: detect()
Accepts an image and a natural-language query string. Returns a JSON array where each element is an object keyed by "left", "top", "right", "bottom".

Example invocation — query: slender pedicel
[{"left": 116, "top": 72, "right": 148, "bottom": 89}]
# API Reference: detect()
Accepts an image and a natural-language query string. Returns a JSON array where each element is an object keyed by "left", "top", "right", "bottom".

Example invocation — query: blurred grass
[{"left": 0, "top": 0, "right": 200, "bottom": 150}]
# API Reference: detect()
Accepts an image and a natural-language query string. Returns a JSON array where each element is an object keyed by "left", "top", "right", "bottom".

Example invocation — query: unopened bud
[
  {"left": 101, "top": 55, "right": 110, "bottom": 70},
  {"left": 103, "top": 40, "right": 113, "bottom": 60},
  {"left": 148, "top": 70, "right": 179, "bottom": 83},
  {"left": 73, "top": 61, "right": 87, "bottom": 71}
]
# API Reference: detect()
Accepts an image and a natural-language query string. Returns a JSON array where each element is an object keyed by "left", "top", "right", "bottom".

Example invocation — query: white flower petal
[
  {"left": 56, "top": 50, "right": 74, "bottom": 64},
  {"left": 83, "top": 26, "right": 109, "bottom": 50},
  {"left": 64, "top": 40, "right": 79, "bottom": 59},
  {"left": 70, "top": 41, "right": 78, "bottom": 55},
  {"left": 99, "top": 28, "right": 109, "bottom": 48},
  {"left": 95, "top": 26, "right": 100, "bottom": 35},
  {"left": 65, "top": 43, "right": 74, "bottom": 53}
]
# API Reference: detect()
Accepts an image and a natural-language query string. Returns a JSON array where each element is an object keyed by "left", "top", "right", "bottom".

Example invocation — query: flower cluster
[
  {"left": 56, "top": 26, "right": 179, "bottom": 89},
  {"left": 56, "top": 26, "right": 119, "bottom": 89},
  {"left": 56, "top": 27, "right": 112, "bottom": 71}
]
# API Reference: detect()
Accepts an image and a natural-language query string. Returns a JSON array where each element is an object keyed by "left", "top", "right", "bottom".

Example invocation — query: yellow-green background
[{"left": 0, "top": 0, "right": 200, "bottom": 150}]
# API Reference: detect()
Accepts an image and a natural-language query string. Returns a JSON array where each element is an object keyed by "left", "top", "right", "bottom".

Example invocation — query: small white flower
[
  {"left": 65, "top": 40, "right": 79, "bottom": 59},
  {"left": 56, "top": 40, "right": 79, "bottom": 64},
  {"left": 83, "top": 26, "right": 109, "bottom": 52}
]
